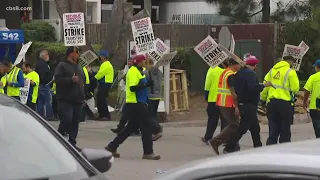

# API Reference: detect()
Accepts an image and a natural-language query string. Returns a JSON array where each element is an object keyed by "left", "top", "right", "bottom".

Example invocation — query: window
[
  {"left": 200, "top": 173, "right": 320, "bottom": 180},
  {"left": 86, "top": 2, "right": 94, "bottom": 23},
  {"left": 0, "top": 103, "right": 90, "bottom": 179}
]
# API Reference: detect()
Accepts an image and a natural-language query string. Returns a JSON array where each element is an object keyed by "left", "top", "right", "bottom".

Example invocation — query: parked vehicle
[
  {"left": 154, "top": 139, "right": 320, "bottom": 180},
  {"left": 0, "top": 94, "right": 113, "bottom": 180}
]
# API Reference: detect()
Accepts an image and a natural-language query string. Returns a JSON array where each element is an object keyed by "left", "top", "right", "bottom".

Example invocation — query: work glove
[{"left": 147, "top": 80, "right": 154, "bottom": 87}]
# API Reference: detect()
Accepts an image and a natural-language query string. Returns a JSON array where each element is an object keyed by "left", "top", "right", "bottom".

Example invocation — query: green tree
[{"left": 205, "top": 0, "right": 270, "bottom": 23}]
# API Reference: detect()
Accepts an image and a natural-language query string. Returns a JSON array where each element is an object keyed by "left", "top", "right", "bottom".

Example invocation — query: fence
[{"left": 87, "top": 23, "right": 210, "bottom": 47}]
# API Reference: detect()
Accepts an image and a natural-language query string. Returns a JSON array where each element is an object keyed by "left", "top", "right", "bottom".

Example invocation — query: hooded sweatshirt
[
  {"left": 263, "top": 60, "right": 299, "bottom": 102},
  {"left": 144, "top": 67, "right": 163, "bottom": 99}
]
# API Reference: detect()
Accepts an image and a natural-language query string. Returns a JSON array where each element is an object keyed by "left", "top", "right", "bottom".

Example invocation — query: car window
[
  {"left": 0, "top": 104, "right": 90, "bottom": 180},
  {"left": 200, "top": 173, "right": 320, "bottom": 180}
]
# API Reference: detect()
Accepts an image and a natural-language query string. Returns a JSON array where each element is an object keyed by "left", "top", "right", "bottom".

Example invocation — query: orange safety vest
[{"left": 216, "top": 68, "right": 235, "bottom": 107}]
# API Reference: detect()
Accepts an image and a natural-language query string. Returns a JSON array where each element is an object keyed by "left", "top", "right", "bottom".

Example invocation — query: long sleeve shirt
[{"left": 234, "top": 67, "right": 264, "bottom": 105}]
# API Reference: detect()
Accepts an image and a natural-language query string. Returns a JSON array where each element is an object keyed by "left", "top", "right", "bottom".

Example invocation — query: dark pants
[
  {"left": 117, "top": 103, "right": 140, "bottom": 134},
  {"left": 204, "top": 102, "right": 227, "bottom": 141},
  {"left": 212, "top": 107, "right": 239, "bottom": 144},
  {"left": 97, "top": 86, "right": 111, "bottom": 119},
  {"left": 266, "top": 99, "right": 292, "bottom": 145},
  {"left": 310, "top": 110, "right": 320, "bottom": 138},
  {"left": 57, "top": 101, "right": 82, "bottom": 146},
  {"left": 52, "top": 94, "right": 58, "bottom": 118},
  {"left": 226, "top": 103, "right": 262, "bottom": 150},
  {"left": 149, "top": 99, "right": 162, "bottom": 134},
  {"left": 26, "top": 101, "right": 36, "bottom": 111},
  {"left": 108, "top": 103, "right": 153, "bottom": 154},
  {"left": 37, "top": 84, "right": 53, "bottom": 119}
]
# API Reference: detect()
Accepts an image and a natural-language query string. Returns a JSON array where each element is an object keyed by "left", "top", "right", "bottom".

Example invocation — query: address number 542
[{"left": 2, "top": 33, "right": 19, "bottom": 40}]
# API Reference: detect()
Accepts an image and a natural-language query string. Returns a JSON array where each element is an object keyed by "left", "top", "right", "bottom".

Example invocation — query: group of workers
[{"left": 202, "top": 54, "right": 320, "bottom": 154}]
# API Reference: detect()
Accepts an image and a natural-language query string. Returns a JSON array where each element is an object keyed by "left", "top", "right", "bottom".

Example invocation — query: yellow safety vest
[
  {"left": 25, "top": 71, "right": 40, "bottom": 103},
  {"left": 7, "top": 66, "right": 21, "bottom": 97},
  {"left": 94, "top": 61, "right": 114, "bottom": 83},
  {"left": 304, "top": 71, "right": 320, "bottom": 110},
  {"left": 52, "top": 82, "right": 56, "bottom": 95},
  {"left": 83, "top": 67, "right": 90, "bottom": 85},
  {"left": 126, "top": 66, "right": 146, "bottom": 103},
  {"left": 0, "top": 74, "right": 7, "bottom": 94},
  {"left": 205, "top": 67, "right": 224, "bottom": 103}
]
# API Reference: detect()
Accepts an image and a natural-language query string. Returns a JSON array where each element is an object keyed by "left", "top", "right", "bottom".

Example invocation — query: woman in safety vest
[{"left": 0, "top": 62, "right": 7, "bottom": 94}]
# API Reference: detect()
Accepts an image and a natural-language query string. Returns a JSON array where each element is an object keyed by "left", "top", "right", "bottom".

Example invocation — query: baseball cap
[
  {"left": 132, "top": 55, "right": 146, "bottom": 64},
  {"left": 313, "top": 59, "right": 320, "bottom": 67},
  {"left": 66, "top": 46, "right": 79, "bottom": 56},
  {"left": 99, "top": 50, "right": 108, "bottom": 57},
  {"left": 244, "top": 54, "right": 259, "bottom": 65}
]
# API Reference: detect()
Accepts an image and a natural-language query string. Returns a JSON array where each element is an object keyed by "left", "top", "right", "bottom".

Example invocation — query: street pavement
[{"left": 50, "top": 121, "right": 316, "bottom": 180}]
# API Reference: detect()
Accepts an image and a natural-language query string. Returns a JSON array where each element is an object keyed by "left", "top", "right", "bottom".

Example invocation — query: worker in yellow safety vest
[
  {"left": 0, "top": 62, "right": 7, "bottom": 94},
  {"left": 209, "top": 59, "right": 241, "bottom": 155},
  {"left": 80, "top": 65, "right": 95, "bottom": 123},
  {"left": 263, "top": 56, "right": 300, "bottom": 145},
  {"left": 303, "top": 59, "right": 320, "bottom": 138},
  {"left": 3, "top": 59, "right": 25, "bottom": 100},
  {"left": 95, "top": 50, "right": 114, "bottom": 121},
  {"left": 201, "top": 64, "right": 228, "bottom": 145},
  {"left": 22, "top": 62, "right": 40, "bottom": 111}
]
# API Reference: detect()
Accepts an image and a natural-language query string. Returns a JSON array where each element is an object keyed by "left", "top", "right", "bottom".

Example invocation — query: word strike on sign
[
  {"left": 64, "top": 28, "right": 85, "bottom": 36},
  {"left": 204, "top": 47, "right": 225, "bottom": 62},
  {"left": 149, "top": 51, "right": 161, "bottom": 61},
  {"left": 135, "top": 33, "right": 155, "bottom": 45}
]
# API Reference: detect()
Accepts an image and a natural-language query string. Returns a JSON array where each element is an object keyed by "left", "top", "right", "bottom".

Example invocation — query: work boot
[
  {"left": 105, "top": 146, "right": 120, "bottom": 158},
  {"left": 98, "top": 117, "right": 111, "bottom": 121},
  {"left": 142, "top": 153, "right": 161, "bottom": 160},
  {"left": 111, "top": 128, "right": 120, "bottom": 134},
  {"left": 153, "top": 133, "right": 162, "bottom": 141},
  {"left": 201, "top": 137, "right": 210, "bottom": 145},
  {"left": 209, "top": 139, "right": 222, "bottom": 155}
]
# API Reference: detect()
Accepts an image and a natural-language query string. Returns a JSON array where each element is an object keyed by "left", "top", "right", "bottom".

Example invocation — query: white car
[{"left": 154, "top": 139, "right": 320, "bottom": 180}]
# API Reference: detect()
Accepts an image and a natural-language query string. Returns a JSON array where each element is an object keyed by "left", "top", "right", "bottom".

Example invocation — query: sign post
[
  {"left": 130, "top": 17, "right": 155, "bottom": 54},
  {"left": 62, "top": 12, "right": 86, "bottom": 46}
]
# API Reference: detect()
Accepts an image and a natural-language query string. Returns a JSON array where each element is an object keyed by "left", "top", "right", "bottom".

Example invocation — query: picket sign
[
  {"left": 63, "top": 12, "right": 86, "bottom": 46},
  {"left": 194, "top": 35, "right": 229, "bottom": 68},
  {"left": 20, "top": 79, "right": 30, "bottom": 105},
  {"left": 148, "top": 38, "right": 170, "bottom": 64},
  {"left": 131, "top": 17, "right": 155, "bottom": 54},
  {"left": 79, "top": 50, "right": 98, "bottom": 67},
  {"left": 154, "top": 51, "right": 178, "bottom": 68},
  {"left": 282, "top": 44, "right": 304, "bottom": 71},
  {"left": 14, "top": 41, "right": 32, "bottom": 66},
  {"left": 230, "top": 35, "right": 235, "bottom": 54}
]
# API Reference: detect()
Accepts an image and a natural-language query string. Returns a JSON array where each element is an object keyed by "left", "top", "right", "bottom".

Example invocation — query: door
[{"left": 234, "top": 39, "right": 263, "bottom": 82}]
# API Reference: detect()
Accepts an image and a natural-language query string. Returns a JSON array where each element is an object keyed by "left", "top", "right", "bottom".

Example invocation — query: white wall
[{"left": 39, "top": 0, "right": 101, "bottom": 23}]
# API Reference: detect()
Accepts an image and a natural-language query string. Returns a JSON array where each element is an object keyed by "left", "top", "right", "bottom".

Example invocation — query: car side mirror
[{"left": 81, "top": 148, "right": 114, "bottom": 173}]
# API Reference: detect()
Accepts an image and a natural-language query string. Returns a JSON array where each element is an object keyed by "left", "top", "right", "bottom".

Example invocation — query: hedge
[
  {"left": 22, "top": 21, "right": 56, "bottom": 42},
  {"left": 26, "top": 42, "right": 102, "bottom": 68}
]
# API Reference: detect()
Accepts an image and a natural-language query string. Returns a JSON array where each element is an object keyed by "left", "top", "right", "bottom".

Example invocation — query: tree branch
[{"left": 249, "top": 9, "right": 263, "bottom": 17}]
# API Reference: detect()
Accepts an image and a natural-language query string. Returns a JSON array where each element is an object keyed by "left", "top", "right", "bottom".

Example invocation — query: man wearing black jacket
[
  {"left": 35, "top": 50, "right": 54, "bottom": 120},
  {"left": 224, "top": 54, "right": 272, "bottom": 153},
  {"left": 55, "top": 47, "right": 85, "bottom": 150}
]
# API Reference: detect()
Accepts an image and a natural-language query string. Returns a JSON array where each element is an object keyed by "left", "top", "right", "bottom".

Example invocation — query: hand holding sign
[{"left": 72, "top": 73, "right": 79, "bottom": 83}]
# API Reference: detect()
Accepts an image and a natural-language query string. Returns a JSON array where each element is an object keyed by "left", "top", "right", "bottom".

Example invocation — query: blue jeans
[{"left": 37, "top": 84, "right": 54, "bottom": 119}]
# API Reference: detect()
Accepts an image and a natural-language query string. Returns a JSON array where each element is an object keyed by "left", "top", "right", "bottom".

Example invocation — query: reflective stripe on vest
[
  {"left": 269, "top": 68, "right": 292, "bottom": 91},
  {"left": 7, "top": 67, "right": 20, "bottom": 96},
  {"left": 217, "top": 70, "right": 234, "bottom": 107}
]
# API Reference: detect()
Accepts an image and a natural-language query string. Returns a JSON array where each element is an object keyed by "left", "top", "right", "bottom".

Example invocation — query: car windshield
[{"left": 0, "top": 103, "right": 90, "bottom": 180}]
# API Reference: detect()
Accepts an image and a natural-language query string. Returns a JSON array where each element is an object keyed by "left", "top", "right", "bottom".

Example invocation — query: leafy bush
[
  {"left": 171, "top": 47, "right": 193, "bottom": 81},
  {"left": 22, "top": 21, "right": 57, "bottom": 42},
  {"left": 281, "top": 20, "right": 320, "bottom": 80},
  {"left": 26, "top": 42, "right": 101, "bottom": 69}
]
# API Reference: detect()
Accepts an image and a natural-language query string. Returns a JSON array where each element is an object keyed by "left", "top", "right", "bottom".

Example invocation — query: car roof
[
  {"left": 154, "top": 139, "right": 320, "bottom": 180},
  {"left": 0, "top": 94, "right": 18, "bottom": 104}
]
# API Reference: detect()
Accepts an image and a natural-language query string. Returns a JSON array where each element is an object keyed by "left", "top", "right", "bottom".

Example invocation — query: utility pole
[{"left": 143, "top": 0, "right": 152, "bottom": 18}]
